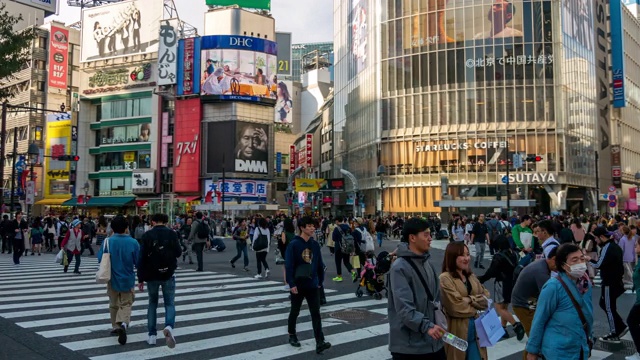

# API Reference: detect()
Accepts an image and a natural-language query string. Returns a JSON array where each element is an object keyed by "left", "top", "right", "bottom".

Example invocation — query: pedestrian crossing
[{"left": 0, "top": 253, "right": 620, "bottom": 360}]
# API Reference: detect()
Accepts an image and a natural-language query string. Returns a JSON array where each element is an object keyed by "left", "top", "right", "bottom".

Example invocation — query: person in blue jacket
[
  {"left": 525, "top": 243, "right": 593, "bottom": 360},
  {"left": 285, "top": 216, "right": 331, "bottom": 354},
  {"left": 97, "top": 215, "right": 140, "bottom": 346}
]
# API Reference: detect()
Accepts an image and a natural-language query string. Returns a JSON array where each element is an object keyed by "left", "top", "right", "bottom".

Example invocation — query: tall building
[
  {"left": 333, "top": 0, "right": 614, "bottom": 216},
  {"left": 291, "top": 42, "right": 333, "bottom": 82}
]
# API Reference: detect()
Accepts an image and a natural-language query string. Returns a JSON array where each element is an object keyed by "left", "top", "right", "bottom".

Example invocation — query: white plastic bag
[
  {"left": 519, "top": 232, "right": 533, "bottom": 249},
  {"left": 96, "top": 238, "right": 111, "bottom": 284},
  {"left": 55, "top": 249, "right": 64, "bottom": 264}
]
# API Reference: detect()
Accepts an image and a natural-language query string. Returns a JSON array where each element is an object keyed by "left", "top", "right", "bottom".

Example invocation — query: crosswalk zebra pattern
[{"left": 0, "top": 253, "right": 620, "bottom": 360}]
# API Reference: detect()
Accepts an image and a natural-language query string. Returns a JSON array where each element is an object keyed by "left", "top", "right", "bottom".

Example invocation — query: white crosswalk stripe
[{"left": 0, "top": 253, "right": 616, "bottom": 360}]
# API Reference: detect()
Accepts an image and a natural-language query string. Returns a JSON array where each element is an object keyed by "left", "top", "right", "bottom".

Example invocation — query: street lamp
[
  {"left": 377, "top": 165, "right": 386, "bottom": 218},
  {"left": 26, "top": 142, "right": 39, "bottom": 222},
  {"left": 82, "top": 181, "right": 90, "bottom": 215}
]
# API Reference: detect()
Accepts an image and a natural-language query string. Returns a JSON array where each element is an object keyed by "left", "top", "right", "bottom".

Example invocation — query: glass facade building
[
  {"left": 334, "top": 0, "right": 601, "bottom": 215},
  {"left": 291, "top": 42, "right": 334, "bottom": 81}
]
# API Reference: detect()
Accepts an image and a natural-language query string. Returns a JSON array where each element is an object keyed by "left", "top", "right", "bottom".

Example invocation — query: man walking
[
  {"left": 97, "top": 215, "right": 140, "bottom": 345},
  {"left": 470, "top": 214, "right": 490, "bottom": 268},
  {"left": 285, "top": 216, "right": 331, "bottom": 354},
  {"left": 138, "top": 213, "right": 181, "bottom": 348},
  {"left": 388, "top": 217, "right": 446, "bottom": 360},
  {"left": 188, "top": 212, "right": 210, "bottom": 272}
]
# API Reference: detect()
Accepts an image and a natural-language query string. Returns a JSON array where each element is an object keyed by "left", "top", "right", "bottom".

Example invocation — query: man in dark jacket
[
  {"left": 331, "top": 216, "right": 356, "bottom": 282},
  {"left": 81, "top": 216, "right": 95, "bottom": 256},
  {"left": 591, "top": 227, "right": 626, "bottom": 343},
  {"left": 138, "top": 213, "right": 182, "bottom": 348}
]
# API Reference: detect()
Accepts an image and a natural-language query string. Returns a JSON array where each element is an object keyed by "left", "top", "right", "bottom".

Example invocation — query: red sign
[
  {"left": 289, "top": 145, "right": 296, "bottom": 173},
  {"left": 182, "top": 38, "right": 195, "bottom": 95},
  {"left": 612, "top": 167, "right": 622, "bottom": 177},
  {"left": 174, "top": 98, "right": 201, "bottom": 193},
  {"left": 135, "top": 200, "right": 149, "bottom": 207},
  {"left": 306, "top": 134, "right": 313, "bottom": 168},
  {"left": 48, "top": 26, "right": 69, "bottom": 89}
]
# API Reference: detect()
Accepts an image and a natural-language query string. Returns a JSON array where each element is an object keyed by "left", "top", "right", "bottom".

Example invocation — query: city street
[{"left": 0, "top": 237, "right": 637, "bottom": 360}]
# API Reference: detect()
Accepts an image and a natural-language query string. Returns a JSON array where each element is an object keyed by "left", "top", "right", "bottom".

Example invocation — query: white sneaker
[
  {"left": 254, "top": 274, "right": 263, "bottom": 279},
  {"left": 147, "top": 335, "right": 157, "bottom": 345},
  {"left": 163, "top": 326, "right": 176, "bottom": 349},
  {"left": 626, "top": 353, "right": 640, "bottom": 360},
  {"left": 265, "top": 269, "right": 270, "bottom": 278},
  {"left": 283, "top": 284, "right": 290, "bottom": 291}
]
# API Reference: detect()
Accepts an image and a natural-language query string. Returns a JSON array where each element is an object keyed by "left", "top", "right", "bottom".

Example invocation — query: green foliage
[{"left": 0, "top": 3, "right": 38, "bottom": 101}]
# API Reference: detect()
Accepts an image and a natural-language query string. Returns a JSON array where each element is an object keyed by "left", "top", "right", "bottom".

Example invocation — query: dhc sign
[
  {"left": 200, "top": 35, "right": 277, "bottom": 55},
  {"left": 229, "top": 37, "right": 253, "bottom": 48}
]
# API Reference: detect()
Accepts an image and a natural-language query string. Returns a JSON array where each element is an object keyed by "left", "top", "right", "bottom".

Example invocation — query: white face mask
[{"left": 567, "top": 262, "right": 587, "bottom": 278}]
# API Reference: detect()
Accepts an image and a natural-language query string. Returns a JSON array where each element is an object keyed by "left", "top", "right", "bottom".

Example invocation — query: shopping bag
[
  {"left": 475, "top": 306, "right": 505, "bottom": 347},
  {"left": 96, "top": 238, "right": 111, "bottom": 284},
  {"left": 55, "top": 249, "right": 64, "bottom": 264},
  {"left": 520, "top": 233, "right": 533, "bottom": 249},
  {"left": 63, "top": 251, "right": 69, "bottom": 267},
  {"left": 350, "top": 255, "right": 361, "bottom": 269}
]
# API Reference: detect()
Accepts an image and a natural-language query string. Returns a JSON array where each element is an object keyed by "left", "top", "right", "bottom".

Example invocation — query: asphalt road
[{"left": 0, "top": 236, "right": 637, "bottom": 360}]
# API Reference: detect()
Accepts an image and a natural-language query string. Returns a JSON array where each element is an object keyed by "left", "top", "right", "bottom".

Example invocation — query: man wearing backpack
[
  {"left": 138, "top": 213, "right": 182, "bottom": 348},
  {"left": 81, "top": 216, "right": 95, "bottom": 256},
  {"left": 331, "top": 216, "right": 356, "bottom": 282},
  {"left": 57, "top": 215, "right": 69, "bottom": 251},
  {"left": 188, "top": 212, "right": 210, "bottom": 272},
  {"left": 486, "top": 213, "right": 501, "bottom": 256}
]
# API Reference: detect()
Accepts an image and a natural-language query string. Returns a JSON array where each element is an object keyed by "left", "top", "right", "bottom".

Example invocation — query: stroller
[{"left": 355, "top": 251, "right": 392, "bottom": 300}]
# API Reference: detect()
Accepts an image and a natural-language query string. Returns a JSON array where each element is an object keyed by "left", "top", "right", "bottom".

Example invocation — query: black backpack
[
  {"left": 148, "top": 236, "right": 177, "bottom": 280},
  {"left": 197, "top": 220, "right": 210, "bottom": 239},
  {"left": 337, "top": 226, "right": 355, "bottom": 253},
  {"left": 59, "top": 222, "right": 69, "bottom": 238}
]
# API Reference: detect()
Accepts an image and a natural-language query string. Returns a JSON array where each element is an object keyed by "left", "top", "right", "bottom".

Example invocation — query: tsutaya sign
[
  {"left": 500, "top": 173, "right": 557, "bottom": 184},
  {"left": 415, "top": 141, "right": 507, "bottom": 152}
]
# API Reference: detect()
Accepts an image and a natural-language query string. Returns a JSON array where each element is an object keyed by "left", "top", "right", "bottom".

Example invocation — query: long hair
[
  {"left": 277, "top": 82, "right": 291, "bottom": 102},
  {"left": 442, "top": 242, "right": 472, "bottom": 279}
]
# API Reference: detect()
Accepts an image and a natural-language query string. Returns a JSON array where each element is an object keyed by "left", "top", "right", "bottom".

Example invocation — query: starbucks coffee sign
[
  {"left": 415, "top": 141, "right": 507, "bottom": 152},
  {"left": 501, "top": 173, "right": 557, "bottom": 184}
]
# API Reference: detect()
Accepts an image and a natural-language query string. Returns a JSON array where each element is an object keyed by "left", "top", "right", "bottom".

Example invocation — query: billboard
[
  {"left": 80, "top": 0, "right": 162, "bottom": 62},
  {"left": 275, "top": 32, "right": 292, "bottom": 76},
  {"left": 10, "top": 0, "right": 57, "bottom": 14},
  {"left": 177, "top": 37, "right": 201, "bottom": 95},
  {"left": 48, "top": 26, "right": 69, "bottom": 90},
  {"left": 205, "top": 121, "right": 271, "bottom": 175},
  {"left": 157, "top": 19, "right": 179, "bottom": 86},
  {"left": 200, "top": 35, "right": 278, "bottom": 103},
  {"left": 204, "top": 178, "right": 268, "bottom": 201},
  {"left": 610, "top": 0, "right": 626, "bottom": 108},
  {"left": 174, "top": 98, "right": 201, "bottom": 193},
  {"left": 205, "top": 0, "right": 270, "bottom": 10},
  {"left": 349, "top": 0, "right": 368, "bottom": 76},
  {"left": 44, "top": 116, "right": 72, "bottom": 198},
  {"left": 274, "top": 80, "right": 293, "bottom": 124}
]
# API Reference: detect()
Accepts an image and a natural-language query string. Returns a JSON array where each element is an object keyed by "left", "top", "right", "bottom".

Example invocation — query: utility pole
[
  {"left": 222, "top": 153, "right": 226, "bottom": 217},
  {"left": 0, "top": 102, "right": 7, "bottom": 211},
  {"left": 9, "top": 127, "right": 17, "bottom": 215},
  {"left": 506, "top": 140, "right": 510, "bottom": 214}
]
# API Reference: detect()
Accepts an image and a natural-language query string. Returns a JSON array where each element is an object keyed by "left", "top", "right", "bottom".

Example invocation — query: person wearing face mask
[
  {"left": 588, "top": 226, "right": 626, "bottom": 344},
  {"left": 525, "top": 244, "right": 593, "bottom": 360}
]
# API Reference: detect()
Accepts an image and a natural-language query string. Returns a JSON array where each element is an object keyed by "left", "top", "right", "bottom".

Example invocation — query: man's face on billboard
[
  {"left": 239, "top": 127, "right": 256, "bottom": 159},
  {"left": 491, "top": 0, "right": 512, "bottom": 24}
]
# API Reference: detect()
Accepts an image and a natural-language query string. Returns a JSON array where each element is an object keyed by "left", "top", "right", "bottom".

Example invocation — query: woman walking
[
  {"left": 60, "top": 219, "right": 84, "bottom": 274},
  {"left": 30, "top": 217, "right": 44, "bottom": 256},
  {"left": 253, "top": 217, "right": 271, "bottom": 279},
  {"left": 11, "top": 212, "right": 28, "bottom": 265},
  {"left": 440, "top": 242, "right": 490, "bottom": 360},
  {"left": 581, "top": 222, "right": 599, "bottom": 280},
  {"left": 280, "top": 219, "right": 295, "bottom": 289},
  {"left": 44, "top": 217, "right": 57, "bottom": 252}
]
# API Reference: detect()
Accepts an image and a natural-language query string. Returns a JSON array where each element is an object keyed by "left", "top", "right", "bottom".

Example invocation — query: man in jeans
[
  {"left": 230, "top": 219, "right": 250, "bottom": 271},
  {"left": 470, "top": 214, "right": 490, "bottom": 268},
  {"left": 138, "top": 213, "right": 182, "bottom": 348},
  {"left": 188, "top": 212, "right": 210, "bottom": 272}
]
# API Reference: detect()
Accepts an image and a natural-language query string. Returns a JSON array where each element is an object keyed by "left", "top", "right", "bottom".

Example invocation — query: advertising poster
[
  {"left": 48, "top": 26, "right": 69, "bottom": 89},
  {"left": 44, "top": 116, "right": 72, "bottom": 198},
  {"left": 174, "top": 98, "right": 201, "bottom": 193},
  {"left": 200, "top": 35, "right": 278, "bottom": 102},
  {"left": 235, "top": 122, "right": 269, "bottom": 174},
  {"left": 204, "top": 178, "right": 268, "bottom": 201},
  {"left": 350, "top": 0, "right": 368, "bottom": 75},
  {"left": 157, "top": 19, "right": 179, "bottom": 86},
  {"left": 274, "top": 80, "right": 293, "bottom": 124},
  {"left": 610, "top": 0, "right": 626, "bottom": 108},
  {"left": 177, "top": 37, "right": 201, "bottom": 95},
  {"left": 81, "top": 0, "right": 162, "bottom": 62}
]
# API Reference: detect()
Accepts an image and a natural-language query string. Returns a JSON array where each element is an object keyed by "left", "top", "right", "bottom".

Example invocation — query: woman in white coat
[{"left": 252, "top": 217, "right": 271, "bottom": 279}]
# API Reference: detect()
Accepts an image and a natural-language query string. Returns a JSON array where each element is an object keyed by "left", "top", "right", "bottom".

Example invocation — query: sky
[{"left": 45, "top": 0, "right": 334, "bottom": 44}]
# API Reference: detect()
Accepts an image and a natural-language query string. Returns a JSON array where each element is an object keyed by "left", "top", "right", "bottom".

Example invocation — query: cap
[
  {"left": 71, "top": 219, "right": 82, "bottom": 228},
  {"left": 355, "top": 217, "right": 364, "bottom": 225},
  {"left": 593, "top": 227, "right": 612, "bottom": 238}
]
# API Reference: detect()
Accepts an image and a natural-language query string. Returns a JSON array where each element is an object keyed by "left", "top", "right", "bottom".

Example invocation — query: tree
[{"left": 0, "top": 3, "right": 37, "bottom": 101}]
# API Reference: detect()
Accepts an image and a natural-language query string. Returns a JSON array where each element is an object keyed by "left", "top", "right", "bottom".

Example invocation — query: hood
[{"left": 394, "top": 242, "right": 430, "bottom": 261}]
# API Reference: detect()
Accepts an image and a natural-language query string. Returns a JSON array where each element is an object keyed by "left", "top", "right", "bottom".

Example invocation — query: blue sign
[
  {"left": 611, "top": 0, "right": 626, "bottom": 108},
  {"left": 512, "top": 153, "right": 523, "bottom": 169},
  {"left": 176, "top": 38, "right": 201, "bottom": 96},
  {"left": 501, "top": 176, "right": 509, "bottom": 184},
  {"left": 276, "top": 152, "right": 282, "bottom": 173},
  {"left": 200, "top": 35, "right": 278, "bottom": 55}
]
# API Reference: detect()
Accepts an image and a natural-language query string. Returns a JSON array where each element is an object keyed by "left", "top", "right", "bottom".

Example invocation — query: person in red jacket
[{"left": 60, "top": 219, "right": 84, "bottom": 274}]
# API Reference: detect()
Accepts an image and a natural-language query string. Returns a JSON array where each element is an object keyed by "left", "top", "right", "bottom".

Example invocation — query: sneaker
[
  {"left": 351, "top": 271, "right": 357, "bottom": 282},
  {"left": 230, "top": 260, "right": 235, "bottom": 268},
  {"left": 513, "top": 322, "right": 525, "bottom": 341},
  {"left": 117, "top": 324, "right": 127, "bottom": 345},
  {"left": 283, "top": 284, "right": 290, "bottom": 291},
  {"left": 618, "top": 325, "right": 630, "bottom": 338},
  {"left": 73, "top": 271, "right": 82, "bottom": 275},
  {"left": 265, "top": 269, "right": 270, "bottom": 278},
  {"left": 332, "top": 276, "right": 343, "bottom": 282},
  {"left": 316, "top": 340, "right": 331, "bottom": 354},
  {"left": 163, "top": 326, "right": 176, "bottom": 349},
  {"left": 243, "top": 267, "right": 250, "bottom": 272},
  {"left": 110, "top": 328, "right": 118, "bottom": 336},
  {"left": 289, "top": 334, "right": 301, "bottom": 348},
  {"left": 147, "top": 335, "right": 157, "bottom": 345},
  {"left": 626, "top": 353, "right": 640, "bottom": 360},
  {"left": 598, "top": 333, "right": 621, "bottom": 344},
  {"left": 254, "top": 274, "right": 263, "bottom": 279}
]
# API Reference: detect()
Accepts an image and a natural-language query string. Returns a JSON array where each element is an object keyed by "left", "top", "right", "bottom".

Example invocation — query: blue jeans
[
  {"left": 147, "top": 277, "right": 176, "bottom": 335},
  {"left": 376, "top": 232, "right": 384, "bottom": 247},
  {"left": 231, "top": 241, "right": 249, "bottom": 267},
  {"left": 466, "top": 318, "right": 482, "bottom": 360}
]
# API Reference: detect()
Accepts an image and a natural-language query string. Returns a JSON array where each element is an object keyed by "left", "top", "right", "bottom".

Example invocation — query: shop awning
[
  {"left": 35, "top": 198, "right": 71, "bottom": 205},
  {"left": 86, "top": 196, "right": 136, "bottom": 207},
  {"left": 62, "top": 198, "right": 81, "bottom": 207},
  {"left": 176, "top": 196, "right": 201, "bottom": 203}
]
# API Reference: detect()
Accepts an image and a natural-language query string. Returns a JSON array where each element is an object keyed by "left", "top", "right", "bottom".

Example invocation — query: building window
[
  {"left": 167, "top": 144, "right": 174, "bottom": 167},
  {"left": 36, "top": 81, "right": 45, "bottom": 92},
  {"left": 96, "top": 150, "right": 151, "bottom": 171},
  {"left": 101, "top": 97, "right": 152, "bottom": 120},
  {"left": 38, "top": 37, "right": 47, "bottom": 49},
  {"left": 98, "top": 177, "right": 133, "bottom": 196},
  {"left": 161, "top": 173, "right": 173, "bottom": 193},
  {"left": 96, "top": 124, "right": 150, "bottom": 146}
]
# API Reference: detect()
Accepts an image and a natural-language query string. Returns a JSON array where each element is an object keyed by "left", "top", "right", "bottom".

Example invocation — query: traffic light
[
  {"left": 57, "top": 155, "right": 79, "bottom": 161},
  {"left": 525, "top": 155, "right": 543, "bottom": 162}
]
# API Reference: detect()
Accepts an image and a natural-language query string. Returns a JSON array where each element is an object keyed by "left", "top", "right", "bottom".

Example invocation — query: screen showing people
[
  {"left": 274, "top": 81, "right": 293, "bottom": 124},
  {"left": 201, "top": 49, "right": 277, "bottom": 99}
]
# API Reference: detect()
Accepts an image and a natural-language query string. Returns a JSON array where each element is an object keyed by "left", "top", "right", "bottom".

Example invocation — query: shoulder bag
[
  {"left": 96, "top": 238, "right": 111, "bottom": 284},
  {"left": 401, "top": 257, "right": 448, "bottom": 329},
  {"left": 556, "top": 275, "right": 593, "bottom": 357}
]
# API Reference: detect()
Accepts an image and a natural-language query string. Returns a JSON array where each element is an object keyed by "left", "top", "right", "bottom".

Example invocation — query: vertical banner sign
[
  {"left": 289, "top": 145, "right": 296, "bottom": 173},
  {"left": 611, "top": 0, "right": 626, "bottom": 108},
  {"left": 306, "top": 134, "right": 313, "bottom": 168},
  {"left": 70, "top": 125, "right": 78, "bottom": 182},
  {"left": 45, "top": 116, "right": 72, "bottom": 198},
  {"left": 161, "top": 112, "right": 171, "bottom": 167},
  {"left": 181, "top": 38, "right": 195, "bottom": 95},
  {"left": 611, "top": 145, "right": 622, "bottom": 188},
  {"left": 157, "top": 19, "right": 179, "bottom": 86},
  {"left": 594, "top": 0, "right": 611, "bottom": 194},
  {"left": 275, "top": 32, "right": 292, "bottom": 76},
  {"left": 174, "top": 99, "right": 202, "bottom": 193},
  {"left": 276, "top": 152, "right": 282, "bottom": 173},
  {"left": 48, "top": 26, "right": 69, "bottom": 89}
]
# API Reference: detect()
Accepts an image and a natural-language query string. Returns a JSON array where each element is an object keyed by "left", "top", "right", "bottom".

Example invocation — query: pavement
[{"left": 0, "top": 237, "right": 637, "bottom": 360}]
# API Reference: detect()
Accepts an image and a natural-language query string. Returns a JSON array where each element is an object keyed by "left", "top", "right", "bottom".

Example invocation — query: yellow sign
[
  {"left": 295, "top": 178, "right": 326, "bottom": 193},
  {"left": 124, "top": 152, "right": 136, "bottom": 162},
  {"left": 44, "top": 120, "right": 72, "bottom": 198}
]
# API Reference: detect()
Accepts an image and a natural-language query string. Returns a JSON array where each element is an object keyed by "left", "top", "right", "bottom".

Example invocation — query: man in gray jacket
[
  {"left": 188, "top": 212, "right": 210, "bottom": 272},
  {"left": 388, "top": 217, "right": 446, "bottom": 360}
]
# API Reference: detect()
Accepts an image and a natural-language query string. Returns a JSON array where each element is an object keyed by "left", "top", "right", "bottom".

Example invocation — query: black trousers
[
  {"left": 192, "top": 242, "right": 205, "bottom": 271},
  {"left": 333, "top": 247, "right": 353, "bottom": 276},
  {"left": 12, "top": 238, "right": 24, "bottom": 264},
  {"left": 81, "top": 239, "right": 94, "bottom": 256},
  {"left": 391, "top": 348, "right": 446, "bottom": 360},
  {"left": 256, "top": 251, "right": 269, "bottom": 274},
  {"left": 288, "top": 287, "right": 324, "bottom": 342},
  {"left": 628, "top": 303, "right": 640, "bottom": 351},
  {"left": 600, "top": 282, "right": 627, "bottom": 335}
]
